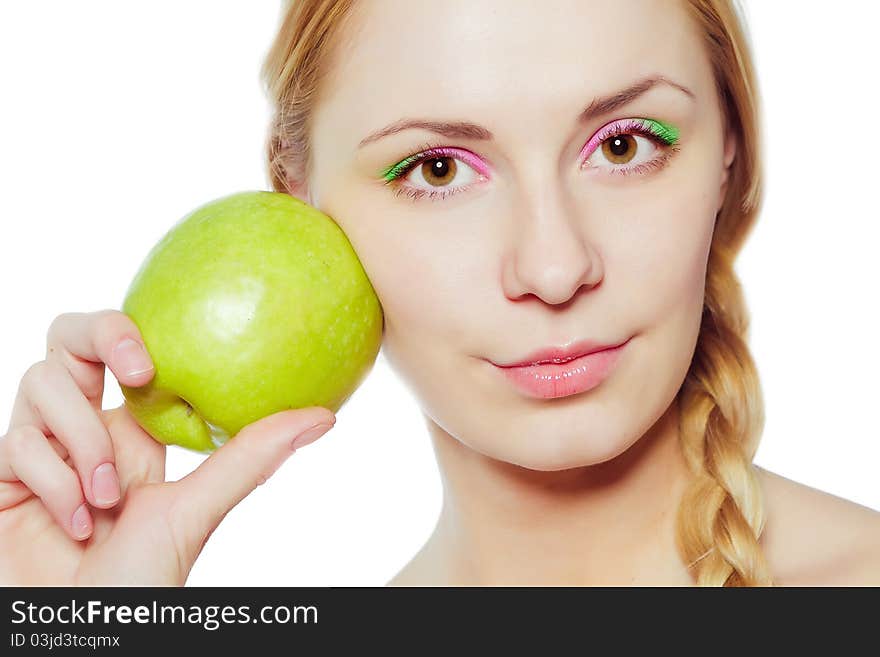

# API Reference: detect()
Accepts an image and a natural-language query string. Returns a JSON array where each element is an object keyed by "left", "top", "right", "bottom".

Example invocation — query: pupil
[
  {"left": 431, "top": 159, "right": 448, "bottom": 176},
  {"left": 610, "top": 137, "right": 628, "bottom": 156},
  {"left": 422, "top": 156, "right": 456, "bottom": 186}
]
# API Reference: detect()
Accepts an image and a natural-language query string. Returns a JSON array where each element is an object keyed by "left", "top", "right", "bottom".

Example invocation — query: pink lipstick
[{"left": 489, "top": 337, "right": 630, "bottom": 399}]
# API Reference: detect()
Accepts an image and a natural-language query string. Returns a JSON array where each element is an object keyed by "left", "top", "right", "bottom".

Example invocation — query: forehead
[{"left": 317, "top": 0, "right": 710, "bottom": 149}]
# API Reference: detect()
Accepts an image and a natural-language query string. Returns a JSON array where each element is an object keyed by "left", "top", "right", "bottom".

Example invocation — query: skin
[
  {"left": 0, "top": 311, "right": 336, "bottom": 585},
  {"left": 294, "top": 0, "right": 880, "bottom": 585},
  {"left": 2, "top": 0, "right": 878, "bottom": 586}
]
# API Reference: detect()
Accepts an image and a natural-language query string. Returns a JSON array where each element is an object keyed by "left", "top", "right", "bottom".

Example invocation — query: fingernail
[
  {"left": 113, "top": 338, "right": 154, "bottom": 377},
  {"left": 71, "top": 503, "right": 93, "bottom": 540},
  {"left": 291, "top": 421, "right": 334, "bottom": 451},
  {"left": 92, "top": 462, "right": 121, "bottom": 506}
]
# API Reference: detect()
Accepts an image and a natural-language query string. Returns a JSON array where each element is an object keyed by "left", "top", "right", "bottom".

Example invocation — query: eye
[
  {"left": 580, "top": 118, "right": 681, "bottom": 177},
  {"left": 590, "top": 133, "right": 656, "bottom": 167},
  {"left": 405, "top": 154, "right": 482, "bottom": 190},
  {"left": 381, "top": 142, "right": 489, "bottom": 202}
]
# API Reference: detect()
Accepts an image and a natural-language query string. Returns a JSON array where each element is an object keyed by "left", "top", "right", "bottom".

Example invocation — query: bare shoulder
[{"left": 755, "top": 465, "right": 880, "bottom": 586}]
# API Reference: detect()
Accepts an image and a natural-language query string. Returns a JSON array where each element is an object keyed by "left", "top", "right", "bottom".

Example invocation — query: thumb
[{"left": 169, "top": 407, "right": 336, "bottom": 553}]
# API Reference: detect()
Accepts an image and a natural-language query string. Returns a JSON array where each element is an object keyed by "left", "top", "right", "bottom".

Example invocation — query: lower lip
[{"left": 492, "top": 339, "right": 629, "bottom": 399}]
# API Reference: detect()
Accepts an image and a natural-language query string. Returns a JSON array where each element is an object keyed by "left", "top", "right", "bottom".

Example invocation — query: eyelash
[
  {"left": 383, "top": 141, "right": 483, "bottom": 203},
  {"left": 383, "top": 119, "right": 681, "bottom": 203}
]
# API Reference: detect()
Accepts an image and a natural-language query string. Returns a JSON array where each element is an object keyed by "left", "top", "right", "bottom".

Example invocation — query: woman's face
[{"left": 303, "top": 0, "right": 735, "bottom": 470}]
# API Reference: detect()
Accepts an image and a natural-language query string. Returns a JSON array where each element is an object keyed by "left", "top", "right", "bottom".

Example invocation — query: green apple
[{"left": 119, "top": 190, "right": 383, "bottom": 453}]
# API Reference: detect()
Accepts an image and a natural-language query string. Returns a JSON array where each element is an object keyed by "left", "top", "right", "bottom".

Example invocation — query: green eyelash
[
  {"left": 381, "top": 159, "right": 412, "bottom": 182},
  {"left": 379, "top": 141, "right": 443, "bottom": 183},
  {"left": 377, "top": 117, "right": 682, "bottom": 191},
  {"left": 641, "top": 119, "right": 679, "bottom": 145}
]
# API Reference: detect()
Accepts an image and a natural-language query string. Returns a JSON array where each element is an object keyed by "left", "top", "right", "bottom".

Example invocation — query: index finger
[{"left": 45, "top": 310, "right": 156, "bottom": 406}]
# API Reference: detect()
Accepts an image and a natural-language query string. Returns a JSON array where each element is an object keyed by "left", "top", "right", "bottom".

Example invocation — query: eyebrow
[{"left": 356, "top": 74, "right": 695, "bottom": 150}]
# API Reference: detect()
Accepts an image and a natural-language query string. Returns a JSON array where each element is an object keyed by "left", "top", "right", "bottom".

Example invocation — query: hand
[{"left": 0, "top": 309, "right": 336, "bottom": 585}]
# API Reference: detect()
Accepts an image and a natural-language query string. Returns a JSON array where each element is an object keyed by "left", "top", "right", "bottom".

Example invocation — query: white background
[{"left": 0, "top": 1, "right": 877, "bottom": 585}]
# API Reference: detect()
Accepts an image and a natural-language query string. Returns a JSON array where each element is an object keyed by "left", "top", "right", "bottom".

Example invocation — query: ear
[
  {"left": 274, "top": 137, "right": 314, "bottom": 205},
  {"left": 717, "top": 128, "right": 737, "bottom": 213},
  {"left": 285, "top": 177, "right": 314, "bottom": 205}
]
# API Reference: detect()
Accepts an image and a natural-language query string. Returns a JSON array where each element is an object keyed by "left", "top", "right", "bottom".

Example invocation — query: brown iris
[
  {"left": 601, "top": 135, "right": 637, "bottom": 164},
  {"left": 421, "top": 157, "right": 457, "bottom": 187}
]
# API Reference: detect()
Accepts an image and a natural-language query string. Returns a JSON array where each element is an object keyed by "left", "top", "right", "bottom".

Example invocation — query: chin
[{"left": 480, "top": 419, "right": 641, "bottom": 472}]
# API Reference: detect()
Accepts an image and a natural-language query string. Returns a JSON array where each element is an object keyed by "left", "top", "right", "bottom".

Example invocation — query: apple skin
[{"left": 119, "top": 190, "right": 383, "bottom": 453}]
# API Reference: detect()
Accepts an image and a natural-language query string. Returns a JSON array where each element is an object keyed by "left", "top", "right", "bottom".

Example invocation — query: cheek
[
  {"left": 609, "top": 174, "right": 717, "bottom": 332},
  {"left": 333, "top": 211, "right": 478, "bottom": 376}
]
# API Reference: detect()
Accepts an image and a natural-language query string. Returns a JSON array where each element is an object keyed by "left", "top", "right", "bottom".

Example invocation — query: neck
[{"left": 418, "top": 396, "right": 695, "bottom": 585}]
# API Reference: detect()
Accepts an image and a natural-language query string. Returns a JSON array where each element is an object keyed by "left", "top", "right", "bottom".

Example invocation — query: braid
[{"left": 674, "top": 246, "right": 775, "bottom": 586}]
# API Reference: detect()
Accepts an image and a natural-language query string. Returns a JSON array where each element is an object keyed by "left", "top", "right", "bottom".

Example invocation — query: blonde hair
[{"left": 261, "top": 0, "right": 773, "bottom": 586}]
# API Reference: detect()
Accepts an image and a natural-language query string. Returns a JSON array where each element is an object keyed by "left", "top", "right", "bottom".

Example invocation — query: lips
[
  {"left": 492, "top": 338, "right": 626, "bottom": 368},
  {"left": 490, "top": 337, "right": 631, "bottom": 399}
]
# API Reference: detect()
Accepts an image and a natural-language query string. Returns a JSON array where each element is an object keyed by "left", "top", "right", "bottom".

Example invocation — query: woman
[{"left": 1, "top": 0, "right": 878, "bottom": 586}]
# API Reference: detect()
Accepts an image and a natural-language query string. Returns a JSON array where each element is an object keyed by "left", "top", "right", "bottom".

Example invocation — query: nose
[{"left": 501, "top": 186, "right": 604, "bottom": 306}]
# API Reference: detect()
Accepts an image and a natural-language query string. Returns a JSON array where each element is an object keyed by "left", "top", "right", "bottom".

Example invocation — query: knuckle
[
  {"left": 22, "top": 359, "right": 64, "bottom": 396},
  {"left": 21, "top": 360, "right": 49, "bottom": 395},
  {"left": 21, "top": 360, "right": 46, "bottom": 387},
  {"left": 46, "top": 312, "right": 75, "bottom": 344},
  {"left": 255, "top": 462, "right": 281, "bottom": 488},
  {"left": 95, "top": 309, "right": 140, "bottom": 347},
  {"left": 5, "top": 425, "right": 46, "bottom": 462}
]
